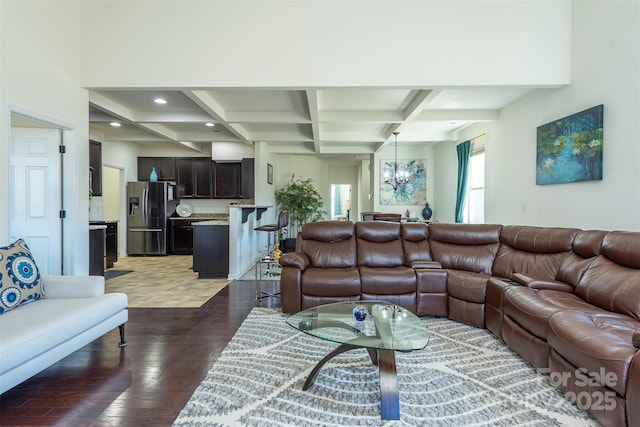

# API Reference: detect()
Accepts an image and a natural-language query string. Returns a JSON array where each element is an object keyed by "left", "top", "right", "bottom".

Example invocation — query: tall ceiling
[{"left": 89, "top": 86, "right": 533, "bottom": 157}]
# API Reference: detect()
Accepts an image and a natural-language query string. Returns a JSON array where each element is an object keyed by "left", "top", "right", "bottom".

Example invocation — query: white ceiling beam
[
  {"left": 320, "top": 111, "right": 404, "bottom": 123},
  {"left": 415, "top": 109, "right": 500, "bottom": 121},
  {"left": 306, "top": 90, "right": 321, "bottom": 153},
  {"left": 184, "top": 90, "right": 252, "bottom": 145},
  {"left": 177, "top": 141, "right": 203, "bottom": 152},
  {"left": 91, "top": 92, "right": 204, "bottom": 151},
  {"left": 374, "top": 89, "right": 441, "bottom": 152},
  {"left": 226, "top": 111, "right": 311, "bottom": 123},
  {"left": 131, "top": 112, "right": 213, "bottom": 122},
  {"left": 89, "top": 92, "right": 135, "bottom": 121}
]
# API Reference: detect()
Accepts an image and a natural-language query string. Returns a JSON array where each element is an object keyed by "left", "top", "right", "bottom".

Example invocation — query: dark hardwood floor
[{"left": 0, "top": 280, "right": 279, "bottom": 426}]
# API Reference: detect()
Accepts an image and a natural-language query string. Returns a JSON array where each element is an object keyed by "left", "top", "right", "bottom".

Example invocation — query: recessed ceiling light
[
  {"left": 154, "top": 97, "right": 167, "bottom": 104},
  {"left": 205, "top": 122, "right": 215, "bottom": 127},
  {"left": 110, "top": 122, "right": 121, "bottom": 127}
]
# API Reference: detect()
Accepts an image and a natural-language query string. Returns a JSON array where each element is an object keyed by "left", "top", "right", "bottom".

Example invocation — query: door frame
[
  {"left": 103, "top": 163, "right": 127, "bottom": 258},
  {"left": 4, "top": 104, "right": 77, "bottom": 275}
]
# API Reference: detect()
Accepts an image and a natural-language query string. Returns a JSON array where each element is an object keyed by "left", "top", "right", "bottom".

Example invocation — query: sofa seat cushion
[
  {"left": 547, "top": 310, "right": 639, "bottom": 396},
  {"left": 504, "top": 287, "right": 603, "bottom": 339},
  {"left": 446, "top": 270, "right": 490, "bottom": 304},
  {"left": 300, "top": 267, "right": 361, "bottom": 297},
  {"left": 359, "top": 266, "right": 415, "bottom": 295},
  {"left": 0, "top": 293, "right": 127, "bottom": 375}
]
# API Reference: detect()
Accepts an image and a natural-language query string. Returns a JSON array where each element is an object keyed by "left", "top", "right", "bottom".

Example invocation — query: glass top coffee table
[{"left": 286, "top": 301, "right": 430, "bottom": 420}]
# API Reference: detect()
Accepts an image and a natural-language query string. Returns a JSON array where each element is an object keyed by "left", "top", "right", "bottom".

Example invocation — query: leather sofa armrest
[
  {"left": 279, "top": 252, "right": 310, "bottom": 270},
  {"left": 510, "top": 273, "right": 534, "bottom": 285},
  {"left": 510, "top": 273, "right": 573, "bottom": 292},
  {"left": 411, "top": 260, "right": 442, "bottom": 269},
  {"left": 633, "top": 330, "right": 640, "bottom": 348}
]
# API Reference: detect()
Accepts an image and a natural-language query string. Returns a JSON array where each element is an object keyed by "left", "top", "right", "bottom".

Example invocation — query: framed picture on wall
[
  {"left": 267, "top": 163, "right": 273, "bottom": 185},
  {"left": 536, "top": 104, "right": 604, "bottom": 185},
  {"left": 380, "top": 159, "right": 426, "bottom": 204}
]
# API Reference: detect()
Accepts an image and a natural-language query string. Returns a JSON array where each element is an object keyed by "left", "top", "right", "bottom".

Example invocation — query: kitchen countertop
[
  {"left": 169, "top": 213, "right": 229, "bottom": 221},
  {"left": 192, "top": 220, "right": 229, "bottom": 226}
]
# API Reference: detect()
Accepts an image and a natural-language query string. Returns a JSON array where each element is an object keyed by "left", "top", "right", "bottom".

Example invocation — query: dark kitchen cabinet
[
  {"left": 176, "top": 158, "right": 212, "bottom": 198},
  {"left": 169, "top": 219, "right": 204, "bottom": 255},
  {"left": 89, "top": 140, "right": 102, "bottom": 196},
  {"left": 192, "top": 223, "right": 229, "bottom": 278},
  {"left": 105, "top": 222, "right": 118, "bottom": 268},
  {"left": 213, "top": 158, "right": 254, "bottom": 199},
  {"left": 89, "top": 227, "right": 105, "bottom": 276},
  {"left": 137, "top": 157, "right": 176, "bottom": 181},
  {"left": 213, "top": 162, "right": 241, "bottom": 198},
  {"left": 241, "top": 158, "right": 255, "bottom": 198}
]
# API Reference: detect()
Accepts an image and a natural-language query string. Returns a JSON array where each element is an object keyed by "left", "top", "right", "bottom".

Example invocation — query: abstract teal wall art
[
  {"left": 536, "top": 105, "right": 603, "bottom": 185},
  {"left": 380, "top": 159, "right": 426, "bottom": 205}
]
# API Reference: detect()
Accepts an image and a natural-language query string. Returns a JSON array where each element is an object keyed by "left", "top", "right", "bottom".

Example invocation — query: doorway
[
  {"left": 103, "top": 165, "right": 124, "bottom": 257},
  {"left": 9, "top": 117, "right": 63, "bottom": 274},
  {"left": 330, "top": 184, "right": 352, "bottom": 221}
]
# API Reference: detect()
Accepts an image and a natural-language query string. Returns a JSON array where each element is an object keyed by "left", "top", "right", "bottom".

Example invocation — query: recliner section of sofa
[
  {"left": 428, "top": 223, "right": 502, "bottom": 328},
  {"left": 279, "top": 221, "right": 640, "bottom": 427}
]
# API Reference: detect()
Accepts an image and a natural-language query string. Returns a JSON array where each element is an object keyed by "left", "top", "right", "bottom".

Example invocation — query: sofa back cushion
[
  {"left": 429, "top": 223, "right": 502, "bottom": 275},
  {"left": 401, "top": 223, "right": 433, "bottom": 265},
  {"left": 556, "top": 230, "right": 608, "bottom": 287},
  {"left": 574, "top": 231, "right": 640, "bottom": 319},
  {"left": 299, "top": 221, "right": 357, "bottom": 268},
  {"left": 492, "top": 226, "right": 578, "bottom": 280},
  {"left": 356, "top": 221, "right": 404, "bottom": 267}
]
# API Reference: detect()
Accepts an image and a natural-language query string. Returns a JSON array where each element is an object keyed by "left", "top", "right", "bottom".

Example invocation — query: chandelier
[{"left": 383, "top": 132, "right": 413, "bottom": 191}]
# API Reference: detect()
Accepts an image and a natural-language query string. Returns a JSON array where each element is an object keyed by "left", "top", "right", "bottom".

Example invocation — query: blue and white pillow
[{"left": 0, "top": 239, "right": 43, "bottom": 314}]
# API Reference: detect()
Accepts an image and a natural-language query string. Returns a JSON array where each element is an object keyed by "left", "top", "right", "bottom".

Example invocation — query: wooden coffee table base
[{"left": 302, "top": 343, "right": 400, "bottom": 420}]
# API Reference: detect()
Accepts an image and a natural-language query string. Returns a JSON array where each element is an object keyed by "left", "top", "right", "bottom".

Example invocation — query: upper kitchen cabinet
[
  {"left": 137, "top": 157, "right": 176, "bottom": 181},
  {"left": 89, "top": 140, "right": 102, "bottom": 196},
  {"left": 213, "top": 158, "right": 254, "bottom": 199},
  {"left": 241, "top": 158, "right": 255, "bottom": 199},
  {"left": 176, "top": 157, "right": 212, "bottom": 198},
  {"left": 213, "top": 162, "right": 241, "bottom": 198}
]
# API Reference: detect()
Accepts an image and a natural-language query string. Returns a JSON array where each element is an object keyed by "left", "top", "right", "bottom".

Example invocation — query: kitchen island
[
  {"left": 190, "top": 205, "right": 272, "bottom": 280},
  {"left": 227, "top": 204, "right": 272, "bottom": 279},
  {"left": 192, "top": 220, "right": 229, "bottom": 278}
]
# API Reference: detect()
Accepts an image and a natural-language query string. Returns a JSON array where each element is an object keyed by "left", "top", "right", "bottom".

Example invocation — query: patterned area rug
[{"left": 173, "top": 308, "right": 599, "bottom": 426}]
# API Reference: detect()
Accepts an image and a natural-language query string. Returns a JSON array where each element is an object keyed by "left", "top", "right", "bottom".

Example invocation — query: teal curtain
[{"left": 455, "top": 140, "right": 471, "bottom": 223}]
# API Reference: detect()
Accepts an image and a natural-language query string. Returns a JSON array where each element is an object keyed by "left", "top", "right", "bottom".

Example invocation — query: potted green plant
[{"left": 274, "top": 174, "right": 325, "bottom": 251}]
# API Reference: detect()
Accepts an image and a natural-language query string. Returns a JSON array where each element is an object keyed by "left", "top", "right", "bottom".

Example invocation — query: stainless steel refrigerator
[{"left": 127, "top": 181, "right": 178, "bottom": 255}]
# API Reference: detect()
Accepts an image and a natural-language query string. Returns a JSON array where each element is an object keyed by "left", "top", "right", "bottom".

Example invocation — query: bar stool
[{"left": 254, "top": 211, "right": 289, "bottom": 253}]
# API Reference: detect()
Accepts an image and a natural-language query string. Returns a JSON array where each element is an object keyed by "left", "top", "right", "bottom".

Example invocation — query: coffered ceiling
[{"left": 89, "top": 86, "right": 533, "bottom": 157}]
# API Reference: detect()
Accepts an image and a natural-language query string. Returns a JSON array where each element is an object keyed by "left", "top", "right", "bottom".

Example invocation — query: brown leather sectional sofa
[{"left": 279, "top": 220, "right": 640, "bottom": 427}]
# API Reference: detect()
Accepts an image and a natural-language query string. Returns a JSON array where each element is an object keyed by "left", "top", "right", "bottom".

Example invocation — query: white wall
[
  {"left": 0, "top": 1, "right": 89, "bottom": 274},
  {"left": 433, "top": 1, "right": 640, "bottom": 231},
  {"left": 80, "top": 1, "right": 570, "bottom": 88},
  {"left": 271, "top": 154, "right": 330, "bottom": 218}
]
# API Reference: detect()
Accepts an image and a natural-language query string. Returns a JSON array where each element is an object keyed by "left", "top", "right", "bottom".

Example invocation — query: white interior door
[{"left": 9, "top": 127, "right": 62, "bottom": 275}]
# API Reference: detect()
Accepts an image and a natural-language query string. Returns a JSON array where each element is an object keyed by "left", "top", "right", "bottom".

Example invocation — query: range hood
[{"left": 211, "top": 141, "right": 255, "bottom": 162}]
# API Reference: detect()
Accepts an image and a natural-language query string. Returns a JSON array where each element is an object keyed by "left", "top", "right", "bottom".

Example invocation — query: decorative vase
[
  {"left": 352, "top": 305, "right": 369, "bottom": 322},
  {"left": 273, "top": 243, "right": 282, "bottom": 263},
  {"left": 150, "top": 167, "right": 158, "bottom": 182},
  {"left": 422, "top": 202, "right": 433, "bottom": 220}
]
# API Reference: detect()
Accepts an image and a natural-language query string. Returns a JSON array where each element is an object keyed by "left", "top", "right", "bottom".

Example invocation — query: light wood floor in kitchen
[{"left": 105, "top": 255, "right": 231, "bottom": 308}]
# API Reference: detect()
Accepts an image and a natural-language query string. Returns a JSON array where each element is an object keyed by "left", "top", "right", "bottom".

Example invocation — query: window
[{"left": 464, "top": 146, "right": 485, "bottom": 224}]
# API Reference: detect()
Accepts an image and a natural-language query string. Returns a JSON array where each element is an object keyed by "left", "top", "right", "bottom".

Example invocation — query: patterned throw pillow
[{"left": 0, "top": 239, "right": 43, "bottom": 314}]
